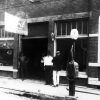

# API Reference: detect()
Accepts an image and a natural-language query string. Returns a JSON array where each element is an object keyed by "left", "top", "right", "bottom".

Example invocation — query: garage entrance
[{"left": 21, "top": 38, "right": 48, "bottom": 80}]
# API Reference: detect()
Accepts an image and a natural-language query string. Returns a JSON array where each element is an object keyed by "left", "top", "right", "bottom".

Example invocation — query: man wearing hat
[{"left": 52, "top": 51, "right": 62, "bottom": 87}]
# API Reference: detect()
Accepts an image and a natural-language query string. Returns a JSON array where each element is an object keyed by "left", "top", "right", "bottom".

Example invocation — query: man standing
[
  {"left": 52, "top": 51, "right": 62, "bottom": 87},
  {"left": 41, "top": 51, "right": 53, "bottom": 85},
  {"left": 19, "top": 52, "right": 29, "bottom": 80}
]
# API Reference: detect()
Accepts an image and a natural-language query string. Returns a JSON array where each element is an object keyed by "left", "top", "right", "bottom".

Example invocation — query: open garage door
[{"left": 21, "top": 38, "right": 48, "bottom": 80}]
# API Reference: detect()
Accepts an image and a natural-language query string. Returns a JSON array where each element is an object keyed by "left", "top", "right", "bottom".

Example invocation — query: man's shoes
[
  {"left": 21, "top": 78, "right": 24, "bottom": 81},
  {"left": 52, "top": 85, "right": 58, "bottom": 87},
  {"left": 52, "top": 85, "right": 56, "bottom": 87},
  {"left": 56, "top": 84, "right": 58, "bottom": 87},
  {"left": 45, "top": 83, "right": 49, "bottom": 85}
]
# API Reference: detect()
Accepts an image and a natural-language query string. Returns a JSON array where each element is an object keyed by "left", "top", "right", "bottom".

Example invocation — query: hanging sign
[
  {"left": 5, "top": 12, "right": 28, "bottom": 35},
  {"left": 70, "top": 29, "right": 79, "bottom": 40}
]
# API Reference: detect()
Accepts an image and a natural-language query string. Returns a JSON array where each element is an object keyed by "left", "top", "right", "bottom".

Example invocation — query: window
[
  {"left": 54, "top": 18, "right": 89, "bottom": 37},
  {"left": 0, "top": 49, "right": 13, "bottom": 66},
  {"left": 0, "top": 26, "right": 15, "bottom": 38},
  {"left": 55, "top": 18, "right": 89, "bottom": 72},
  {"left": 0, "top": 26, "right": 14, "bottom": 66}
]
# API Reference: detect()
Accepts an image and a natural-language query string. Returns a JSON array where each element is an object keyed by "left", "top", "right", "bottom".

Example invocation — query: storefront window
[
  {"left": 55, "top": 18, "right": 89, "bottom": 36},
  {"left": 56, "top": 38, "right": 88, "bottom": 72},
  {"left": 0, "top": 26, "right": 14, "bottom": 38},
  {"left": 0, "top": 26, "right": 14, "bottom": 66},
  {"left": 55, "top": 18, "right": 89, "bottom": 72},
  {"left": 0, "top": 49, "right": 13, "bottom": 66}
]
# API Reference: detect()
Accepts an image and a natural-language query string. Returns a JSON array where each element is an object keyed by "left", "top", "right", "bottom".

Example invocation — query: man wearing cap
[{"left": 52, "top": 51, "right": 62, "bottom": 87}]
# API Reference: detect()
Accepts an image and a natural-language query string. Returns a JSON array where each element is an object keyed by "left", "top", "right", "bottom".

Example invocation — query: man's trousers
[{"left": 53, "top": 70, "right": 60, "bottom": 86}]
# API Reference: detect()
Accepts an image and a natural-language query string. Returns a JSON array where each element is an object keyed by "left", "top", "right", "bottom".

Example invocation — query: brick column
[
  {"left": 48, "top": 21, "right": 54, "bottom": 56},
  {"left": 88, "top": 11, "right": 100, "bottom": 85},
  {"left": 13, "top": 34, "right": 19, "bottom": 78}
]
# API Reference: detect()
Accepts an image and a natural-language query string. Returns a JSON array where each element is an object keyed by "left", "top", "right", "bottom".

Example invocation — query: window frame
[{"left": 54, "top": 18, "right": 89, "bottom": 39}]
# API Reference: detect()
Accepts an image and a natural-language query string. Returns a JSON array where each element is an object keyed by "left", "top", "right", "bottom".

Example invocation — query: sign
[
  {"left": 70, "top": 29, "right": 79, "bottom": 40},
  {"left": 51, "top": 32, "right": 55, "bottom": 41},
  {"left": 5, "top": 12, "right": 28, "bottom": 35}
]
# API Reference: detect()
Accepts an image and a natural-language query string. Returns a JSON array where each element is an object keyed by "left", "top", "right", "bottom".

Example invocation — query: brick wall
[
  {"left": 88, "top": 67, "right": 98, "bottom": 78},
  {"left": 89, "top": 0, "right": 100, "bottom": 11},
  {"left": 0, "top": 0, "right": 88, "bottom": 20},
  {"left": 88, "top": 0, "right": 100, "bottom": 83},
  {"left": 88, "top": 37, "right": 98, "bottom": 62}
]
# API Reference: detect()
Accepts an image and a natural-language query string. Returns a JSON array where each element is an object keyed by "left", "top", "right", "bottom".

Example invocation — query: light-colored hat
[{"left": 56, "top": 51, "right": 60, "bottom": 54}]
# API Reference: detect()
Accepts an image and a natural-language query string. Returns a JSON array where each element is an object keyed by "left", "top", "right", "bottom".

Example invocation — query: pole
[
  {"left": 68, "top": 28, "right": 79, "bottom": 96},
  {"left": 68, "top": 40, "right": 76, "bottom": 96}
]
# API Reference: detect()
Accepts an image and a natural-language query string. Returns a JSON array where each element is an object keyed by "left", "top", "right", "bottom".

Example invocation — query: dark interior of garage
[
  {"left": 21, "top": 38, "right": 48, "bottom": 80},
  {"left": 19, "top": 22, "right": 49, "bottom": 80}
]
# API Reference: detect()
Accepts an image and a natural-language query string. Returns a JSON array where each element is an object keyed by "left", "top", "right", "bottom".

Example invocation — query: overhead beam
[{"left": 27, "top": 12, "right": 90, "bottom": 23}]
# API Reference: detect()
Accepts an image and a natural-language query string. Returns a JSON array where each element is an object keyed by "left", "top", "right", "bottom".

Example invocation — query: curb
[{"left": 0, "top": 86, "right": 78, "bottom": 100}]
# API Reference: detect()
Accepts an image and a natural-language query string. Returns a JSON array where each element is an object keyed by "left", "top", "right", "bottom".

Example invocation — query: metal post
[
  {"left": 68, "top": 40, "right": 76, "bottom": 96},
  {"left": 68, "top": 29, "right": 79, "bottom": 96}
]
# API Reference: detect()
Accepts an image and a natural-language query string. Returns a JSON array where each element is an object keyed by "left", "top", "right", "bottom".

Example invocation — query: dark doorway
[{"left": 22, "top": 38, "right": 48, "bottom": 80}]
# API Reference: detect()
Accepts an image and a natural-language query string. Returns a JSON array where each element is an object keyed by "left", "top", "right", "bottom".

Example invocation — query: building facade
[{"left": 0, "top": 0, "right": 100, "bottom": 87}]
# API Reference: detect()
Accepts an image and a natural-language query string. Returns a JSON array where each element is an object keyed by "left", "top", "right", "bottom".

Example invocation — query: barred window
[
  {"left": 0, "top": 26, "right": 14, "bottom": 66},
  {"left": 0, "top": 26, "right": 15, "bottom": 38},
  {"left": 54, "top": 18, "right": 89, "bottom": 37}
]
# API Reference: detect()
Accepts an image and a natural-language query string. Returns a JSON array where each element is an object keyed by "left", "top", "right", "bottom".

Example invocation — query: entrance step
[{"left": 60, "top": 76, "right": 88, "bottom": 86}]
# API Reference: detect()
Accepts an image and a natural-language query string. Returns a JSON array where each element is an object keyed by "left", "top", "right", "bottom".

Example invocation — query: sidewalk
[{"left": 0, "top": 76, "right": 100, "bottom": 100}]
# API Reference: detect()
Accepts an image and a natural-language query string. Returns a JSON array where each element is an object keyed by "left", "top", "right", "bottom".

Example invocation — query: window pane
[
  {"left": 62, "top": 22, "right": 66, "bottom": 35},
  {"left": 72, "top": 21, "right": 76, "bottom": 29},
  {"left": 67, "top": 22, "right": 71, "bottom": 35},
  {"left": 83, "top": 20, "right": 88, "bottom": 34},
  {"left": 57, "top": 39, "right": 72, "bottom": 70},
  {"left": 77, "top": 20, "right": 82, "bottom": 34},
  {"left": 0, "top": 26, "right": 15, "bottom": 38},
  {"left": 75, "top": 38, "right": 88, "bottom": 71},
  {"left": 57, "top": 38, "right": 88, "bottom": 71},
  {"left": 57, "top": 22, "right": 61, "bottom": 36},
  {"left": 55, "top": 18, "right": 89, "bottom": 36},
  {"left": 0, "top": 49, "right": 13, "bottom": 66},
  {"left": 0, "top": 40, "right": 14, "bottom": 66}
]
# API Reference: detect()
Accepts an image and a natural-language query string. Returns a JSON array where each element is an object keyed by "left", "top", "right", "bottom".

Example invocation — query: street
[
  {"left": 0, "top": 87, "right": 40, "bottom": 100},
  {"left": 0, "top": 91, "right": 34, "bottom": 100},
  {"left": 0, "top": 86, "right": 100, "bottom": 100},
  {"left": 76, "top": 92, "right": 100, "bottom": 100},
  {"left": 0, "top": 77, "right": 100, "bottom": 100}
]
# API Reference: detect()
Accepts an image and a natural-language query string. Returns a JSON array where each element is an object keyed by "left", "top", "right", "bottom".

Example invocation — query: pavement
[{"left": 0, "top": 76, "right": 100, "bottom": 100}]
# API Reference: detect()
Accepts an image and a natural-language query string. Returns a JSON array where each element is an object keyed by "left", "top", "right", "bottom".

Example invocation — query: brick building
[{"left": 0, "top": 0, "right": 100, "bottom": 87}]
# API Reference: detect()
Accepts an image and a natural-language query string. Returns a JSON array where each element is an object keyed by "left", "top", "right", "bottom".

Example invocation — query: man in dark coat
[
  {"left": 52, "top": 51, "right": 62, "bottom": 87},
  {"left": 19, "top": 53, "right": 29, "bottom": 80}
]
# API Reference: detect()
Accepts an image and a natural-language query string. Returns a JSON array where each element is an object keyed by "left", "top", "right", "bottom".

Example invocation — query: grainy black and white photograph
[{"left": 0, "top": 0, "right": 100, "bottom": 100}]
